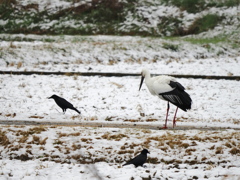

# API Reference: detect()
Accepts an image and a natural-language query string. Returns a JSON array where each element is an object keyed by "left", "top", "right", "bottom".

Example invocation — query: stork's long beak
[{"left": 139, "top": 76, "right": 144, "bottom": 91}]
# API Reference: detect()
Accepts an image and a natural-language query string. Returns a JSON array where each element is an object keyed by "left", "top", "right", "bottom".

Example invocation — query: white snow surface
[
  {"left": 0, "top": 35, "right": 239, "bottom": 75},
  {"left": 0, "top": 34, "right": 240, "bottom": 179},
  {"left": 1, "top": 74, "right": 239, "bottom": 127},
  {"left": 0, "top": 126, "right": 240, "bottom": 180}
]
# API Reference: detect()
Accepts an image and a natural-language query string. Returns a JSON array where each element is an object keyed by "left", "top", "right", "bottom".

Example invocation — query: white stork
[{"left": 139, "top": 68, "right": 192, "bottom": 128}]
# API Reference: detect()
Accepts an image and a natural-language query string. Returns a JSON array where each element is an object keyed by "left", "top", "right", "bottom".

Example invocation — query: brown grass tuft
[
  {"left": 185, "top": 148, "right": 197, "bottom": 155},
  {"left": 148, "top": 157, "right": 159, "bottom": 164},
  {"left": 101, "top": 133, "right": 128, "bottom": 141},
  {"left": 160, "top": 146, "right": 168, "bottom": 152},
  {"left": 72, "top": 144, "right": 81, "bottom": 151},
  {"left": 117, "top": 150, "right": 134, "bottom": 155},
  {"left": 31, "top": 126, "right": 46, "bottom": 133},
  {"left": 229, "top": 147, "right": 240, "bottom": 155},
  {"left": 81, "top": 138, "right": 92, "bottom": 143},
  {"left": 17, "top": 126, "right": 46, "bottom": 137},
  {"left": 28, "top": 115, "right": 44, "bottom": 119},
  {"left": 15, "top": 154, "right": 32, "bottom": 161},
  {"left": 58, "top": 132, "right": 81, "bottom": 138},
  {"left": 0, "top": 130, "right": 10, "bottom": 146},
  {"left": 40, "top": 137, "right": 48, "bottom": 145},
  {"left": 180, "top": 143, "right": 190, "bottom": 148},
  {"left": 209, "top": 145, "right": 215, "bottom": 150},
  {"left": 53, "top": 140, "right": 64, "bottom": 145},
  {"left": 5, "top": 113, "right": 16, "bottom": 118},
  {"left": 19, "top": 136, "right": 28, "bottom": 143},
  {"left": 71, "top": 154, "right": 81, "bottom": 161},
  {"left": 123, "top": 119, "right": 140, "bottom": 122},
  {"left": 224, "top": 142, "right": 232, "bottom": 148},
  {"left": 17, "top": 62, "right": 23, "bottom": 69},
  {"left": 146, "top": 119, "right": 158, "bottom": 122},
  {"left": 215, "top": 147, "right": 223, "bottom": 154}
]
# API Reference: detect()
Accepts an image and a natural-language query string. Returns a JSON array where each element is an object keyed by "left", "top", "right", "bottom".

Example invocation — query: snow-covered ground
[
  {"left": 0, "top": 35, "right": 239, "bottom": 179},
  {"left": 1, "top": 74, "right": 240, "bottom": 128},
  {"left": 0, "top": 35, "right": 239, "bottom": 76},
  {"left": 0, "top": 126, "right": 240, "bottom": 180}
]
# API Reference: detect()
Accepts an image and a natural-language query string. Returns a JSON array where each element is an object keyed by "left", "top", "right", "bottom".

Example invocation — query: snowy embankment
[
  {"left": 1, "top": 0, "right": 239, "bottom": 37},
  {"left": 0, "top": 35, "right": 239, "bottom": 76}
]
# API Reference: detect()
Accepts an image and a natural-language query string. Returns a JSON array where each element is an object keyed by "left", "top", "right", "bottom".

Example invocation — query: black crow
[
  {"left": 48, "top": 94, "right": 81, "bottom": 114},
  {"left": 123, "top": 149, "right": 149, "bottom": 167}
]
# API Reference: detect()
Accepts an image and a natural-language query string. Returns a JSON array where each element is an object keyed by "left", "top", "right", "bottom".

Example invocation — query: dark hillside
[{"left": 0, "top": 0, "right": 239, "bottom": 36}]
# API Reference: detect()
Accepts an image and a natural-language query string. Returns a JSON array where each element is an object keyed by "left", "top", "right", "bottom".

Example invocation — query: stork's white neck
[
  {"left": 142, "top": 68, "right": 151, "bottom": 79},
  {"left": 143, "top": 70, "right": 155, "bottom": 95}
]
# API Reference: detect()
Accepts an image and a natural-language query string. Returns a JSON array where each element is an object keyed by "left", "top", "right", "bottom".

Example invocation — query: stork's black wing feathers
[
  {"left": 160, "top": 81, "right": 192, "bottom": 111},
  {"left": 169, "top": 81, "right": 185, "bottom": 91}
]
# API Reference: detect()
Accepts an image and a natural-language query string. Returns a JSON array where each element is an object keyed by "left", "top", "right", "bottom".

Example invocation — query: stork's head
[{"left": 139, "top": 68, "right": 149, "bottom": 91}]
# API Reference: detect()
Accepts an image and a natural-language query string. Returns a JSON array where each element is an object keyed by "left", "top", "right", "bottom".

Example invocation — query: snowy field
[
  {"left": 1, "top": 74, "right": 240, "bottom": 128},
  {"left": 0, "top": 126, "right": 240, "bottom": 180},
  {"left": 0, "top": 35, "right": 240, "bottom": 179},
  {"left": 0, "top": 34, "right": 239, "bottom": 76}
]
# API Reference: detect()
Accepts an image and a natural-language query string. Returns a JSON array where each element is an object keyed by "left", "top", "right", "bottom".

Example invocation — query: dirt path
[{"left": 0, "top": 120, "right": 239, "bottom": 131}]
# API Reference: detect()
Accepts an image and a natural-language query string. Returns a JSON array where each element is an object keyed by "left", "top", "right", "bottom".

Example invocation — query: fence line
[{"left": 0, "top": 70, "right": 239, "bottom": 80}]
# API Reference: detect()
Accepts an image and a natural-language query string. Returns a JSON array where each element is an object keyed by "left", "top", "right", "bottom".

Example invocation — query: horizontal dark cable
[{"left": 0, "top": 70, "right": 239, "bottom": 80}]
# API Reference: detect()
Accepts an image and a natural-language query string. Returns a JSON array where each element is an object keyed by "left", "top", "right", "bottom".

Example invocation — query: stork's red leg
[
  {"left": 163, "top": 102, "right": 170, "bottom": 129},
  {"left": 173, "top": 107, "right": 178, "bottom": 128}
]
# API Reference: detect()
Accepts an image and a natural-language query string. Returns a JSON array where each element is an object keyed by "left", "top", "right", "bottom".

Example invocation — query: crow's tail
[
  {"left": 122, "top": 161, "right": 131, "bottom": 166},
  {"left": 71, "top": 107, "right": 81, "bottom": 114}
]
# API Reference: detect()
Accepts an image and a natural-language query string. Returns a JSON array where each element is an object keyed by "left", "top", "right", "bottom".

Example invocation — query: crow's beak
[
  {"left": 48, "top": 97, "right": 52, "bottom": 99},
  {"left": 139, "top": 76, "right": 144, "bottom": 91}
]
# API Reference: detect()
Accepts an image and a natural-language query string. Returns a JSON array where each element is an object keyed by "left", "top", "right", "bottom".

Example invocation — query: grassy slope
[{"left": 0, "top": 0, "right": 239, "bottom": 38}]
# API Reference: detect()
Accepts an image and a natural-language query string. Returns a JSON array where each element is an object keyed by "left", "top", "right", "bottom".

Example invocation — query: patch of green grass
[
  {"left": 188, "top": 14, "right": 222, "bottom": 34},
  {"left": 156, "top": 16, "right": 183, "bottom": 36},
  {"left": 164, "top": 31, "right": 239, "bottom": 49},
  {"left": 183, "top": 36, "right": 228, "bottom": 44},
  {"left": 162, "top": 0, "right": 239, "bottom": 12},
  {"left": 0, "top": 0, "right": 16, "bottom": 5},
  {"left": 162, "top": 0, "right": 205, "bottom": 13},
  {"left": 162, "top": 43, "right": 179, "bottom": 51},
  {"left": 208, "top": 0, "right": 240, "bottom": 7},
  {"left": 0, "top": 35, "right": 56, "bottom": 42},
  {"left": 183, "top": 34, "right": 239, "bottom": 49}
]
